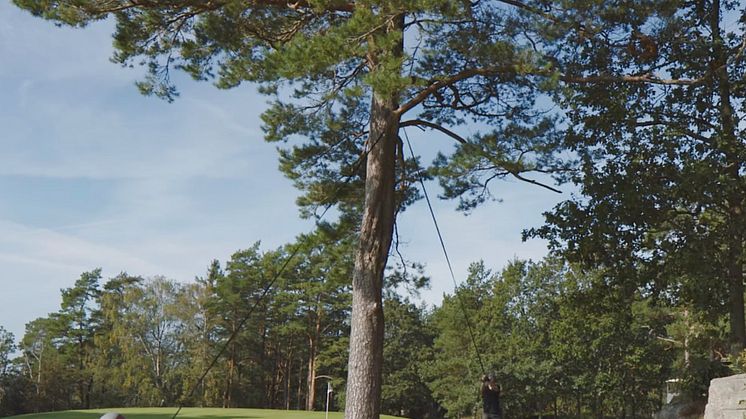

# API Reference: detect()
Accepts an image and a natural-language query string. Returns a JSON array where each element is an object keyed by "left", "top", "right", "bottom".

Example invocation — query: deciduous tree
[{"left": 527, "top": 0, "right": 746, "bottom": 354}]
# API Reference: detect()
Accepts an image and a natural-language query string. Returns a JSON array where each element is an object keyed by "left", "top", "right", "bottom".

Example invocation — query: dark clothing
[{"left": 482, "top": 383, "right": 501, "bottom": 419}]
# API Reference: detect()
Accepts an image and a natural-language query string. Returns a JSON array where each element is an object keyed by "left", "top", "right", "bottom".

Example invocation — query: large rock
[{"left": 704, "top": 374, "right": 746, "bottom": 419}]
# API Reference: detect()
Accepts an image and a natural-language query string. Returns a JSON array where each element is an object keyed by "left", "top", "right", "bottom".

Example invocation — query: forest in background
[
  {"left": 6, "top": 0, "right": 746, "bottom": 417},
  {"left": 0, "top": 230, "right": 739, "bottom": 418}
]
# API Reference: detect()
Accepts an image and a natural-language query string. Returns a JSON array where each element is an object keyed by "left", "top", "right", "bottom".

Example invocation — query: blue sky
[{"left": 0, "top": 2, "right": 566, "bottom": 344}]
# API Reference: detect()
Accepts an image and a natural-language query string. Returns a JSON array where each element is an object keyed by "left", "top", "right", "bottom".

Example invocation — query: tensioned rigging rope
[
  {"left": 172, "top": 128, "right": 485, "bottom": 419},
  {"left": 171, "top": 131, "right": 388, "bottom": 419},
  {"left": 402, "top": 127, "right": 487, "bottom": 375},
  {"left": 171, "top": 241, "right": 305, "bottom": 419}
]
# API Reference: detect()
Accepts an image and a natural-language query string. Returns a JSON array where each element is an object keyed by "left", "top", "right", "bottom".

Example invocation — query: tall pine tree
[{"left": 13, "top": 1, "right": 567, "bottom": 416}]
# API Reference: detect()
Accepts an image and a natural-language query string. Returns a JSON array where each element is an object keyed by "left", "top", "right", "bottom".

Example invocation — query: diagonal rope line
[
  {"left": 172, "top": 240, "right": 305, "bottom": 419},
  {"left": 173, "top": 128, "right": 378, "bottom": 418},
  {"left": 402, "top": 127, "right": 486, "bottom": 375}
]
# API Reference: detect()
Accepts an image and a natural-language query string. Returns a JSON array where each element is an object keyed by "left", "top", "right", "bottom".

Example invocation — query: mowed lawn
[{"left": 5, "top": 407, "right": 406, "bottom": 419}]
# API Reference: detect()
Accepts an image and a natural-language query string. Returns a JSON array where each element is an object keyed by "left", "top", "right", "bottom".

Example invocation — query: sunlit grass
[{"left": 6, "top": 407, "right": 405, "bottom": 419}]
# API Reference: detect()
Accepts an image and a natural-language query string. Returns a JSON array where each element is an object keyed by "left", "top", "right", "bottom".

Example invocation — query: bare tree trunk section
[
  {"left": 285, "top": 352, "right": 292, "bottom": 410},
  {"left": 344, "top": 90, "right": 399, "bottom": 419},
  {"left": 306, "top": 347, "right": 317, "bottom": 411},
  {"left": 726, "top": 236, "right": 745, "bottom": 351},
  {"left": 223, "top": 340, "right": 236, "bottom": 408},
  {"left": 297, "top": 360, "right": 304, "bottom": 409},
  {"left": 710, "top": 0, "right": 746, "bottom": 352},
  {"left": 306, "top": 301, "right": 322, "bottom": 411}
]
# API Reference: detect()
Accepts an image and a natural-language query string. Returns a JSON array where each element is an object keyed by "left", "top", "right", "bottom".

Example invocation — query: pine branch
[
  {"left": 82, "top": 0, "right": 355, "bottom": 16},
  {"left": 509, "top": 171, "right": 562, "bottom": 193},
  {"left": 399, "top": 119, "right": 467, "bottom": 144},
  {"left": 396, "top": 66, "right": 515, "bottom": 116}
]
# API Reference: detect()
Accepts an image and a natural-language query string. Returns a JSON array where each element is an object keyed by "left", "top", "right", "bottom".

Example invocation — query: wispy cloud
[
  {"left": 0, "top": 219, "right": 161, "bottom": 274},
  {"left": 0, "top": 86, "right": 273, "bottom": 181}
]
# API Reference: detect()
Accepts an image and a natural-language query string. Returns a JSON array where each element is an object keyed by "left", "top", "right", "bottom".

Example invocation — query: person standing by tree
[{"left": 481, "top": 374, "right": 501, "bottom": 419}]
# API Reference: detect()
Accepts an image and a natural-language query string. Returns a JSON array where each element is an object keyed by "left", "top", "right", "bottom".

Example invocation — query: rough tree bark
[
  {"left": 343, "top": 10, "right": 404, "bottom": 418},
  {"left": 710, "top": 0, "right": 746, "bottom": 351},
  {"left": 344, "top": 89, "right": 399, "bottom": 419},
  {"left": 306, "top": 303, "right": 321, "bottom": 411}
]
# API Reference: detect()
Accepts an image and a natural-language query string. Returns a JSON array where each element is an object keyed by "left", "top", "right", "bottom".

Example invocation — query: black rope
[
  {"left": 171, "top": 241, "right": 305, "bottom": 419},
  {"left": 173, "top": 126, "right": 485, "bottom": 419},
  {"left": 402, "top": 127, "right": 486, "bottom": 375},
  {"left": 171, "top": 125, "right": 385, "bottom": 419},
  {"left": 171, "top": 123, "right": 383, "bottom": 419}
]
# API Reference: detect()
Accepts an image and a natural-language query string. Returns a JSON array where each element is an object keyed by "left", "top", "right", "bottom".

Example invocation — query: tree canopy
[
  {"left": 527, "top": 0, "right": 746, "bottom": 353},
  {"left": 11, "top": 0, "right": 746, "bottom": 417},
  {"left": 11, "top": 1, "right": 572, "bottom": 417}
]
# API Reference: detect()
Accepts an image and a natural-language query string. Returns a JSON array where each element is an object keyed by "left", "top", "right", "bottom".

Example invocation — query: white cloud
[
  {"left": 0, "top": 218, "right": 165, "bottom": 340},
  {"left": 0, "top": 82, "right": 274, "bottom": 181},
  {"left": 0, "top": 219, "right": 161, "bottom": 274}
]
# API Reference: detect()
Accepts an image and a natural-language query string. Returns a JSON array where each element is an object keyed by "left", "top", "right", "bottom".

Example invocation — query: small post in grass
[
  {"left": 315, "top": 374, "right": 334, "bottom": 419},
  {"left": 326, "top": 381, "right": 333, "bottom": 419}
]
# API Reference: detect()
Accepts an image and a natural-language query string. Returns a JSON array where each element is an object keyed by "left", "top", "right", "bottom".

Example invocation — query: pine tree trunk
[
  {"left": 344, "top": 90, "right": 399, "bottom": 419},
  {"left": 297, "top": 362, "right": 304, "bottom": 409},
  {"left": 224, "top": 340, "right": 236, "bottom": 408},
  {"left": 710, "top": 0, "right": 746, "bottom": 352},
  {"left": 306, "top": 346, "right": 317, "bottom": 410},
  {"left": 306, "top": 303, "right": 322, "bottom": 411},
  {"left": 285, "top": 351, "right": 292, "bottom": 410},
  {"left": 726, "top": 234, "right": 745, "bottom": 351}
]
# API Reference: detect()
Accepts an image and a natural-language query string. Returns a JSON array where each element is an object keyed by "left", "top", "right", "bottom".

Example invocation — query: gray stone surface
[{"left": 704, "top": 374, "right": 746, "bottom": 419}]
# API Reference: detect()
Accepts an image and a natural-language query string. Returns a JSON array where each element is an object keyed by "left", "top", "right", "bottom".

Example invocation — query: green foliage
[
  {"left": 430, "top": 257, "right": 676, "bottom": 418},
  {"left": 433, "top": 117, "right": 571, "bottom": 213},
  {"left": 1, "top": 214, "right": 444, "bottom": 418},
  {"left": 0, "top": 327, "right": 14, "bottom": 377},
  {"left": 527, "top": 0, "right": 746, "bottom": 354},
  {"left": 428, "top": 261, "right": 492, "bottom": 418},
  {"left": 7, "top": 4, "right": 575, "bottom": 415},
  {"left": 0, "top": 326, "right": 25, "bottom": 417},
  {"left": 381, "top": 296, "right": 438, "bottom": 418},
  {"left": 12, "top": 0, "right": 569, "bottom": 223},
  {"left": 91, "top": 272, "right": 145, "bottom": 407},
  {"left": 1, "top": 250, "right": 723, "bottom": 418},
  {"left": 15, "top": 1, "right": 744, "bottom": 418},
  {"left": 667, "top": 308, "right": 731, "bottom": 401}
]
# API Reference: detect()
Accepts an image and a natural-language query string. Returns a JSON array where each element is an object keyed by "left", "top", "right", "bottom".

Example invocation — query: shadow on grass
[
  {"left": 6, "top": 408, "right": 362, "bottom": 419},
  {"left": 11, "top": 414, "right": 261, "bottom": 419},
  {"left": 6, "top": 408, "right": 334, "bottom": 419},
  {"left": 15, "top": 413, "right": 103, "bottom": 419},
  {"left": 117, "top": 416, "right": 257, "bottom": 419}
]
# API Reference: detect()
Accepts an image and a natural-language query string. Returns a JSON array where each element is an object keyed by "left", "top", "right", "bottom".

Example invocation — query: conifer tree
[
  {"left": 12, "top": 1, "right": 566, "bottom": 416},
  {"left": 57, "top": 269, "right": 102, "bottom": 409}
]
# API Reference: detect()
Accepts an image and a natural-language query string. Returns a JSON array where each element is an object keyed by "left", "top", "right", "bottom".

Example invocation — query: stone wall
[{"left": 703, "top": 374, "right": 746, "bottom": 419}]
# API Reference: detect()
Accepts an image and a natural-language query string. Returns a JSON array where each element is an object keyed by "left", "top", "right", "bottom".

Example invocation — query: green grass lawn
[{"left": 4, "top": 407, "right": 405, "bottom": 419}]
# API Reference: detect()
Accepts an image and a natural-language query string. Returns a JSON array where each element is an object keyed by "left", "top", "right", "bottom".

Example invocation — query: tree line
[
  {"left": 0, "top": 226, "right": 438, "bottom": 417},
  {"left": 1, "top": 242, "right": 742, "bottom": 418},
  {"left": 9, "top": 0, "right": 746, "bottom": 417}
]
